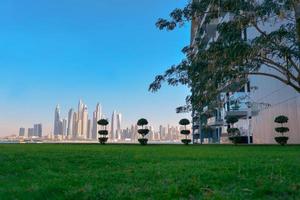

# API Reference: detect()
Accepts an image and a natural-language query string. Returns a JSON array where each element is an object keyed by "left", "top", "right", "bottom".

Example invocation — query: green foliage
[
  {"left": 137, "top": 118, "right": 148, "bottom": 126},
  {"left": 98, "top": 130, "right": 109, "bottom": 136},
  {"left": 138, "top": 129, "right": 150, "bottom": 137},
  {"left": 275, "top": 127, "right": 290, "bottom": 134},
  {"left": 181, "top": 139, "right": 192, "bottom": 145},
  {"left": 98, "top": 119, "right": 109, "bottom": 144},
  {"left": 150, "top": 0, "right": 300, "bottom": 112},
  {"left": 227, "top": 128, "right": 240, "bottom": 137},
  {"left": 274, "top": 115, "right": 290, "bottom": 137},
  {"left": 229, "top": 136, "right": 243, "bottom": 145},
  {"left": 275, "top": 115, "right": 289, "bottom": 124},
  {"left": 137, "top": 119, "right": 150, "bottom": 145},
  {"left": 98, "top": 137, "right": 108, "bottom": 145},
  {"left": 98, "top": 119, "right": 109, "bottom": 126},
  {"left": 179, "top": 118, "right": 190, "bottom": 126},
  {"left": 275, "top": 136, "right": 289, "bottom": 146},
  {"left": 181, "top": 130, "right": 191, "bottom": 135},
  {"left": 226, "top": 116, "right": 239, "bottom": 125},
  {"left": 138, "top": 138, "right": 148, "bottom": 145}
]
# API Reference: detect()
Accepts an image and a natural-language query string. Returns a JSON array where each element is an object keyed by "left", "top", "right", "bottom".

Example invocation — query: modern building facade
[{"left": 190, "top": 0, "right": 300, "bottom": 144}]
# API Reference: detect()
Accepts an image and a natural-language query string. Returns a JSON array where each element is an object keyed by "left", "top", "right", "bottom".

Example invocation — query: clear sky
[{"left": 0, "top": 0, "right": 191, "bottom": 136}]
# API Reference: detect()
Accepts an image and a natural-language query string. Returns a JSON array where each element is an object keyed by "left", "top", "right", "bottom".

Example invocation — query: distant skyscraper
[
  {"left": 72, "top": 112, "right": 78, "bottom": 138},
  {"left": 28, "top": 128, "right": 34, "bottom": 137},
  {"left": 33, "top": 124, "right": 43, "bottom": 137},
  {"left": 116, "top": 113, "right": 122, "bottom": 140},
  {"left": 87, "top": 119, "right": 92, "bottom": 139},
  {"left": 19, "top": 128, "right": 26, "bottom": 137},
  {"left": 62, "top": 119, "right": 68, "bottom": 137},
  {"left": 82, "top": 105, "right": 89, "bottom": 139},
  {"left": 67, "top": 109, "right": 74, "bottom": 138},
  {"left": 111, "top": 111, "right": 118, "bottom": 141},
  {"left": 77, "top": 100, "right": 84, "bottom": 136},
  {"left": 54, "top": 105, "right": 61, "bottom": 135},
  {"left": 92, "top": 103, "right": 102, "bottom": 140}
]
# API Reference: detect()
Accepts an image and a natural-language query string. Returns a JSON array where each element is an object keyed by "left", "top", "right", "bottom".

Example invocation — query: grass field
[{"left": 0, "top": 144, "right": 299, "bottom": 200}]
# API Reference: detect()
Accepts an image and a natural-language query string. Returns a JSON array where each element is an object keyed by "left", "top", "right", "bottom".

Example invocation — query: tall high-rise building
[
  {"left": 110, "top": 111, "right": 122, "bottom": 141},
  {"left": 54, "top": 105, "right": 61, "bottom": 135},
  {"left": 92, "top": 103, "right": 102, "bottom": 140},
  {"left": 62, "top": 119, "right": 68, "bottom": 137},
  {"left": 67, "top": 109, "right": 74, "bottom": 138},
  {"left": 81, "top": 105, "right": 89, "bottom": 139},
  {"left": 19, "top": 128, "right": 26, "bottom": 137},
  {"left": 33, "top": 124, "right": 43, "bottom": 137},
  {"left": 87, "top": 119, "right": 92, "bottom": 139},
  {"left": 72, "top": 112, "right": 78, "bottom": 138},
  {"left": 116, "top": 113, "right": 122, "bottom": 140},
  {"left": 77, "top": 100, "right": 84, "bottom": 136},
  {"left": 28, "top": 128, "right": 34, "bottom": 137}
]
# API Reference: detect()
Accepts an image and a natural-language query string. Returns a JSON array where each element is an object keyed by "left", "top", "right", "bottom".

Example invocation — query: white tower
[
  {"left": 82, "top": 105, "right": 89, "bottom": 139},
  {"left": 92, "top": 103, "right": 102, "bottom": 140},
  {"left": 67, "top": 109, "right": 74, "bottom": 139}
]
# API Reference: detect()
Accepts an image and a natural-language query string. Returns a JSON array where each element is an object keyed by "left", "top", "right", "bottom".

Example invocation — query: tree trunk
[{"left": 295, "top": 1, "right": 300, "bottom": 45}]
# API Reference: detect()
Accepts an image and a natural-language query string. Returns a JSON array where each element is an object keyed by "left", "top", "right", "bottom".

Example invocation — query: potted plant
[
  {"left": 97, "top": 119, "right": 109, "bottom": 144},
  {"left": 137, "top": 118, "right": 149, "bottom": 145},
  {"left": 226, "top": 116, "right": 241, "bottom": 145},
  {"left": 179, "top": 118, "right": 192, "bottom": 145},
  {"left": 274, "top": 115, "right": 289, "bottom": 146}
]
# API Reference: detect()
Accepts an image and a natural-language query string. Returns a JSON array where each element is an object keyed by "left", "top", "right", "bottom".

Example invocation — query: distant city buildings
[
  {"left": 19, "top": 124, "right": 43, "bottom": 138},
  {"left": 17, "top": 100, "right": 185, "bottom": 143},
  {"left": 19, "top": 128, "right": 25, "bottom": 137}
]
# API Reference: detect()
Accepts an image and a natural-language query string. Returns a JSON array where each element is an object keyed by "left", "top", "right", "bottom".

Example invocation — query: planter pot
[
  {"left": 181, "top": 139, "right": 192, "bottom": 145},
  {"left": 98, "top": 137, "right": 108, "bottom": 144},
  {"left": 138, "top": 138, "right": 148, "bottom": 145},
  {"left": 275, "top": 136, "right": 289, "bottom": 146}
]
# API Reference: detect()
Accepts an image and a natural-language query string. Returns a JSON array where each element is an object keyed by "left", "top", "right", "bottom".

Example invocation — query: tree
[
  {"left": 179, "top": 118, "right": 192, "bottom": 145},
  {"left": 98, "top": 119, "right": 109, "bottom": 144},
  {"left": 274, "top": 115, "right": 290, "bottom": 145},
  {"left": 137, "top": 118, "right": 150, "bottom": 145},
  {"left": 149, "top": 0, "right": 300, "bottom": 113}
]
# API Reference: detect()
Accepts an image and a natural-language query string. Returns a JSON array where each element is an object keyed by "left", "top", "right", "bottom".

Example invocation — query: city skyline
[{"left": 0, "top": 0, "right": 190, "bottom": 136}]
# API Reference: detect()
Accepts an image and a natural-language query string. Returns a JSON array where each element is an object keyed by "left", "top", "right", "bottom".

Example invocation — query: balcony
[{"left": 207, "top": 117, "right": 224, "bottom": 127}]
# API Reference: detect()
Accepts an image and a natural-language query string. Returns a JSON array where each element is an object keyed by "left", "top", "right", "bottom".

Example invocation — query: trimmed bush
[
  {"left": 274, "top": 115, "right": 289, "bottom": 146},
  {"left": 97, "top": 119, "right": 109, "bottom": 145},
  {"left": 181, "top": 139, "right": 192, "bottom": 145},
  {"left": 226, "top": 116, "right": 240, "bottom": 145},
  {"left": 181, "top": 130, "right": 191, "bottom": 135},
  {"left": 179, "top": 118, "right": 191, "bottom": 145},
  {"left": 275, "top": 137, "right": 289, "bottom": 146},
  {"left": 99, "top": 137, "right": 108, "bottom": 144},
  {"left": 137, "top": 118, "right": 150, "bottom": 145},
  {"left": 179, "top": 119, "right": 190, "bottom": 126},
  {"left": 138, "top": 138, "right": 148, "bottom": 145},
  {"left": 229, "top": 136, "right": 242, "bottom": 145},
  {"left": 226, "top": 116, "right": 239, "bottom": 125}
]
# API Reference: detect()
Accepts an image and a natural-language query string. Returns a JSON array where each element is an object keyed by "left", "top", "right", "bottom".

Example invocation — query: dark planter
[
  {"left": 181, "top": 139, "right": 192, "bottom": 145},
  {"left": 275, "top": 136, "right": 289, "bottom": 146},
  {"left": 138, "top": 138, "right": 148, "bottom": 145},
  {"left": 98, "top": 137, "right": 108, "bottom": 144}
]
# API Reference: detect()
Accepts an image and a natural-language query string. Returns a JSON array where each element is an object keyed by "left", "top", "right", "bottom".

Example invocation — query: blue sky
[{"left": 0, "top": 0, "right": 190, "bottom": 135}]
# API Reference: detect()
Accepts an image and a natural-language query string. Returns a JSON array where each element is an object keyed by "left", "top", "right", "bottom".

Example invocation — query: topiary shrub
[
  {"left": 274, "top": 115, "right": 289, "bottom": 146},
  {"left": 179, "top": 118, "right": 191, "bottom": 145},
  {"left": 226, "top": 116, "right": 241, "bottom": 145},
  {"left": 97, "top": 119, "right": 109, "bottom": 145},
  {"left": 137, "top": 118, "right": 149, "bottom": 145}
]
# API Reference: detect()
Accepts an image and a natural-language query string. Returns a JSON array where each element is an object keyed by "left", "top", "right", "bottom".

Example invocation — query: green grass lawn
[{"left": 0, "top": 144, "right": 299, "bottom": 200}]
